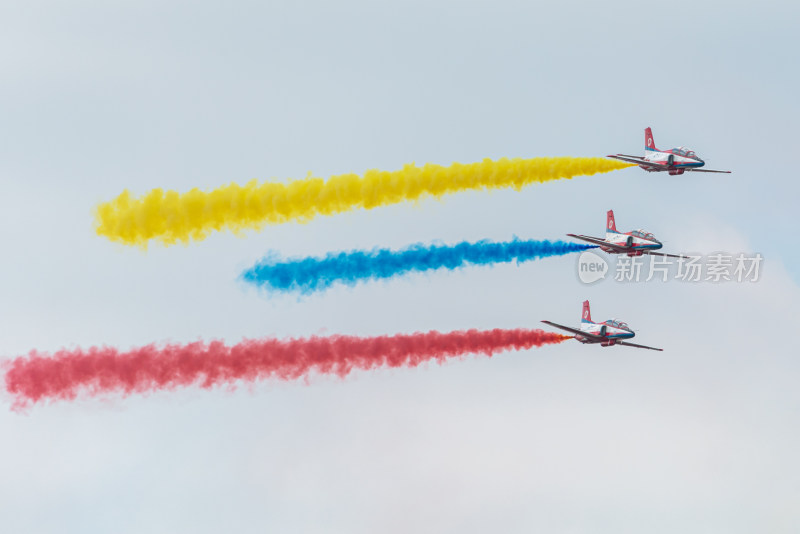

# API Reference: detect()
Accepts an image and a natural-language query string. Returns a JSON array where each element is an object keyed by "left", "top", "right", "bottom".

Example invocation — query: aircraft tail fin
[
  {"left": 581, "top": 300, "right": 593, "bottom": 323},
  {"left": 645, "top": 127, "right": 658, "bottom": 152},
  {"left": 606, "top": 209, "right": 618, "bottom": 237}
]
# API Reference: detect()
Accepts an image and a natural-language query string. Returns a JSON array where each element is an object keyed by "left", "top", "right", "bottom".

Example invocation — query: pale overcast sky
[{"left": 1, "top": 1, "right": 799, "bottom": 533}]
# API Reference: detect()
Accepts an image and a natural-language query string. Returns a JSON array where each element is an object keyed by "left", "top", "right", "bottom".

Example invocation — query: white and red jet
[
  {"left": 608, "top": 127, "right": 730, "bottom": 175},
  {"left": 542, "top": 300, "right": 663, "bottom": 351},
  {"left": 568, "top": 209, "right": 684, "bottom": 258}
]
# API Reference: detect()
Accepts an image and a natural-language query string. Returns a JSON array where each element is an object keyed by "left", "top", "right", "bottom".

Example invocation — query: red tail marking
[
  {"left": 582, "top": 300, "right": 592, "bottom": 322},
  {"left": 606, "top": 210, "right": 617, "bottom": 232},
  {"left": 645, "top": 127, "right": 657, "bottom": 151}
]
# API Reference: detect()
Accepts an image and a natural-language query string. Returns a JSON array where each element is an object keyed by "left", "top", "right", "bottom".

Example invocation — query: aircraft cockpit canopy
[
  {"left": 607, "top": 319, "right": 631, "bottom": 331},
  {"left": 673, "top": 147, "right": 696, "bottom": 157},
  {"left": 632, "top": 229, "right": 656, "bottom": 240}
]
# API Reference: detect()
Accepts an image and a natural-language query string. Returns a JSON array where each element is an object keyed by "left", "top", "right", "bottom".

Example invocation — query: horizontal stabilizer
[
  {"left": 567, "top": 234, "right": 629, "bottom": 252},
  {"left": 541, "top": 320, "right": 604, "bottom": 341}
]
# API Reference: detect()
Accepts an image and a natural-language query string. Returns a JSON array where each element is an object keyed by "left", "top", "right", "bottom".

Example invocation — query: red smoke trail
[{"left": 4, "top": 329, "right": 569, "bottom": 408}]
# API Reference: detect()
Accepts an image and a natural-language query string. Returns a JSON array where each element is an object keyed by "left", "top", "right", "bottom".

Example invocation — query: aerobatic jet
[
  {"left": 542, "top": 301, "right": 663, "bottom": 351},
  {"left": 567, "top": 209, "right": 685, "bottom": 258},
  {"left": 608, "top": 127, "right": 730, "bottom": 175}
]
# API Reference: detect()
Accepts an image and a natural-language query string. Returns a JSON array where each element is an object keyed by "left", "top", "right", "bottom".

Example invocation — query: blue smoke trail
[{"left": 242, "top": 239, "right": 597, "bottom": 294}]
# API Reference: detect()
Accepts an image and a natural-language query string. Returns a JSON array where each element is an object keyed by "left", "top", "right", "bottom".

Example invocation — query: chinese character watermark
[{"left": 577, "top": 252, "right": 763, "bottom": 284}]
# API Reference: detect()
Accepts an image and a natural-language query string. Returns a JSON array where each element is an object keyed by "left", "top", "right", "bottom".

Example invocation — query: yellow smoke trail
[{"left": 95, "top": 157, "right": 631, "bottom": 246}]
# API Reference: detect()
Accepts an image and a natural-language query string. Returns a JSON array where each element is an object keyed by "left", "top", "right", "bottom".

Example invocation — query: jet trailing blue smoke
[{"left": 241, "top": 239, "right": 596, "bottom": 294}]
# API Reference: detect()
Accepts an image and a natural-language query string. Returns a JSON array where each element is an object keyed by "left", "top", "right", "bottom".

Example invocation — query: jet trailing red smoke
[{"left": 4, "top": 329, "right": 570, "bottom": 408}]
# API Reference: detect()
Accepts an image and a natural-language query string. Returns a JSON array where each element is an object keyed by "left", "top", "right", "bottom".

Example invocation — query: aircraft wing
[
  {"left": 645, "top": 251, "right": 689, "bottom": 260},
  {"left": 615, "top": 340, "right": 664, "bottom": 351},
  {"left": 542, "top": 321, "right": 662, "bottom": 351},
  {"left": 541, "top": 320, "right": 604, "bottom": 341},
  {"left": 685, "top": 168, "right": 732, "bottom": 174},
  {"left": 608, "top": 154, "right": 645, "bottom": 162},
  {"left": 568, "top": 235, "right": 686, "bottom": 259},
  {"left": 608, "top": 154, "right": 730, "bottom": 173},
  {"left": 566, "top": 234, "right": 629, "bottom": 252}
]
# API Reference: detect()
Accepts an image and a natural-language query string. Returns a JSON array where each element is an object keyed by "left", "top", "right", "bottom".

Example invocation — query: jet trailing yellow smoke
[{"left": 95, "top": 157, "right": 631, "bottom": 247}]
